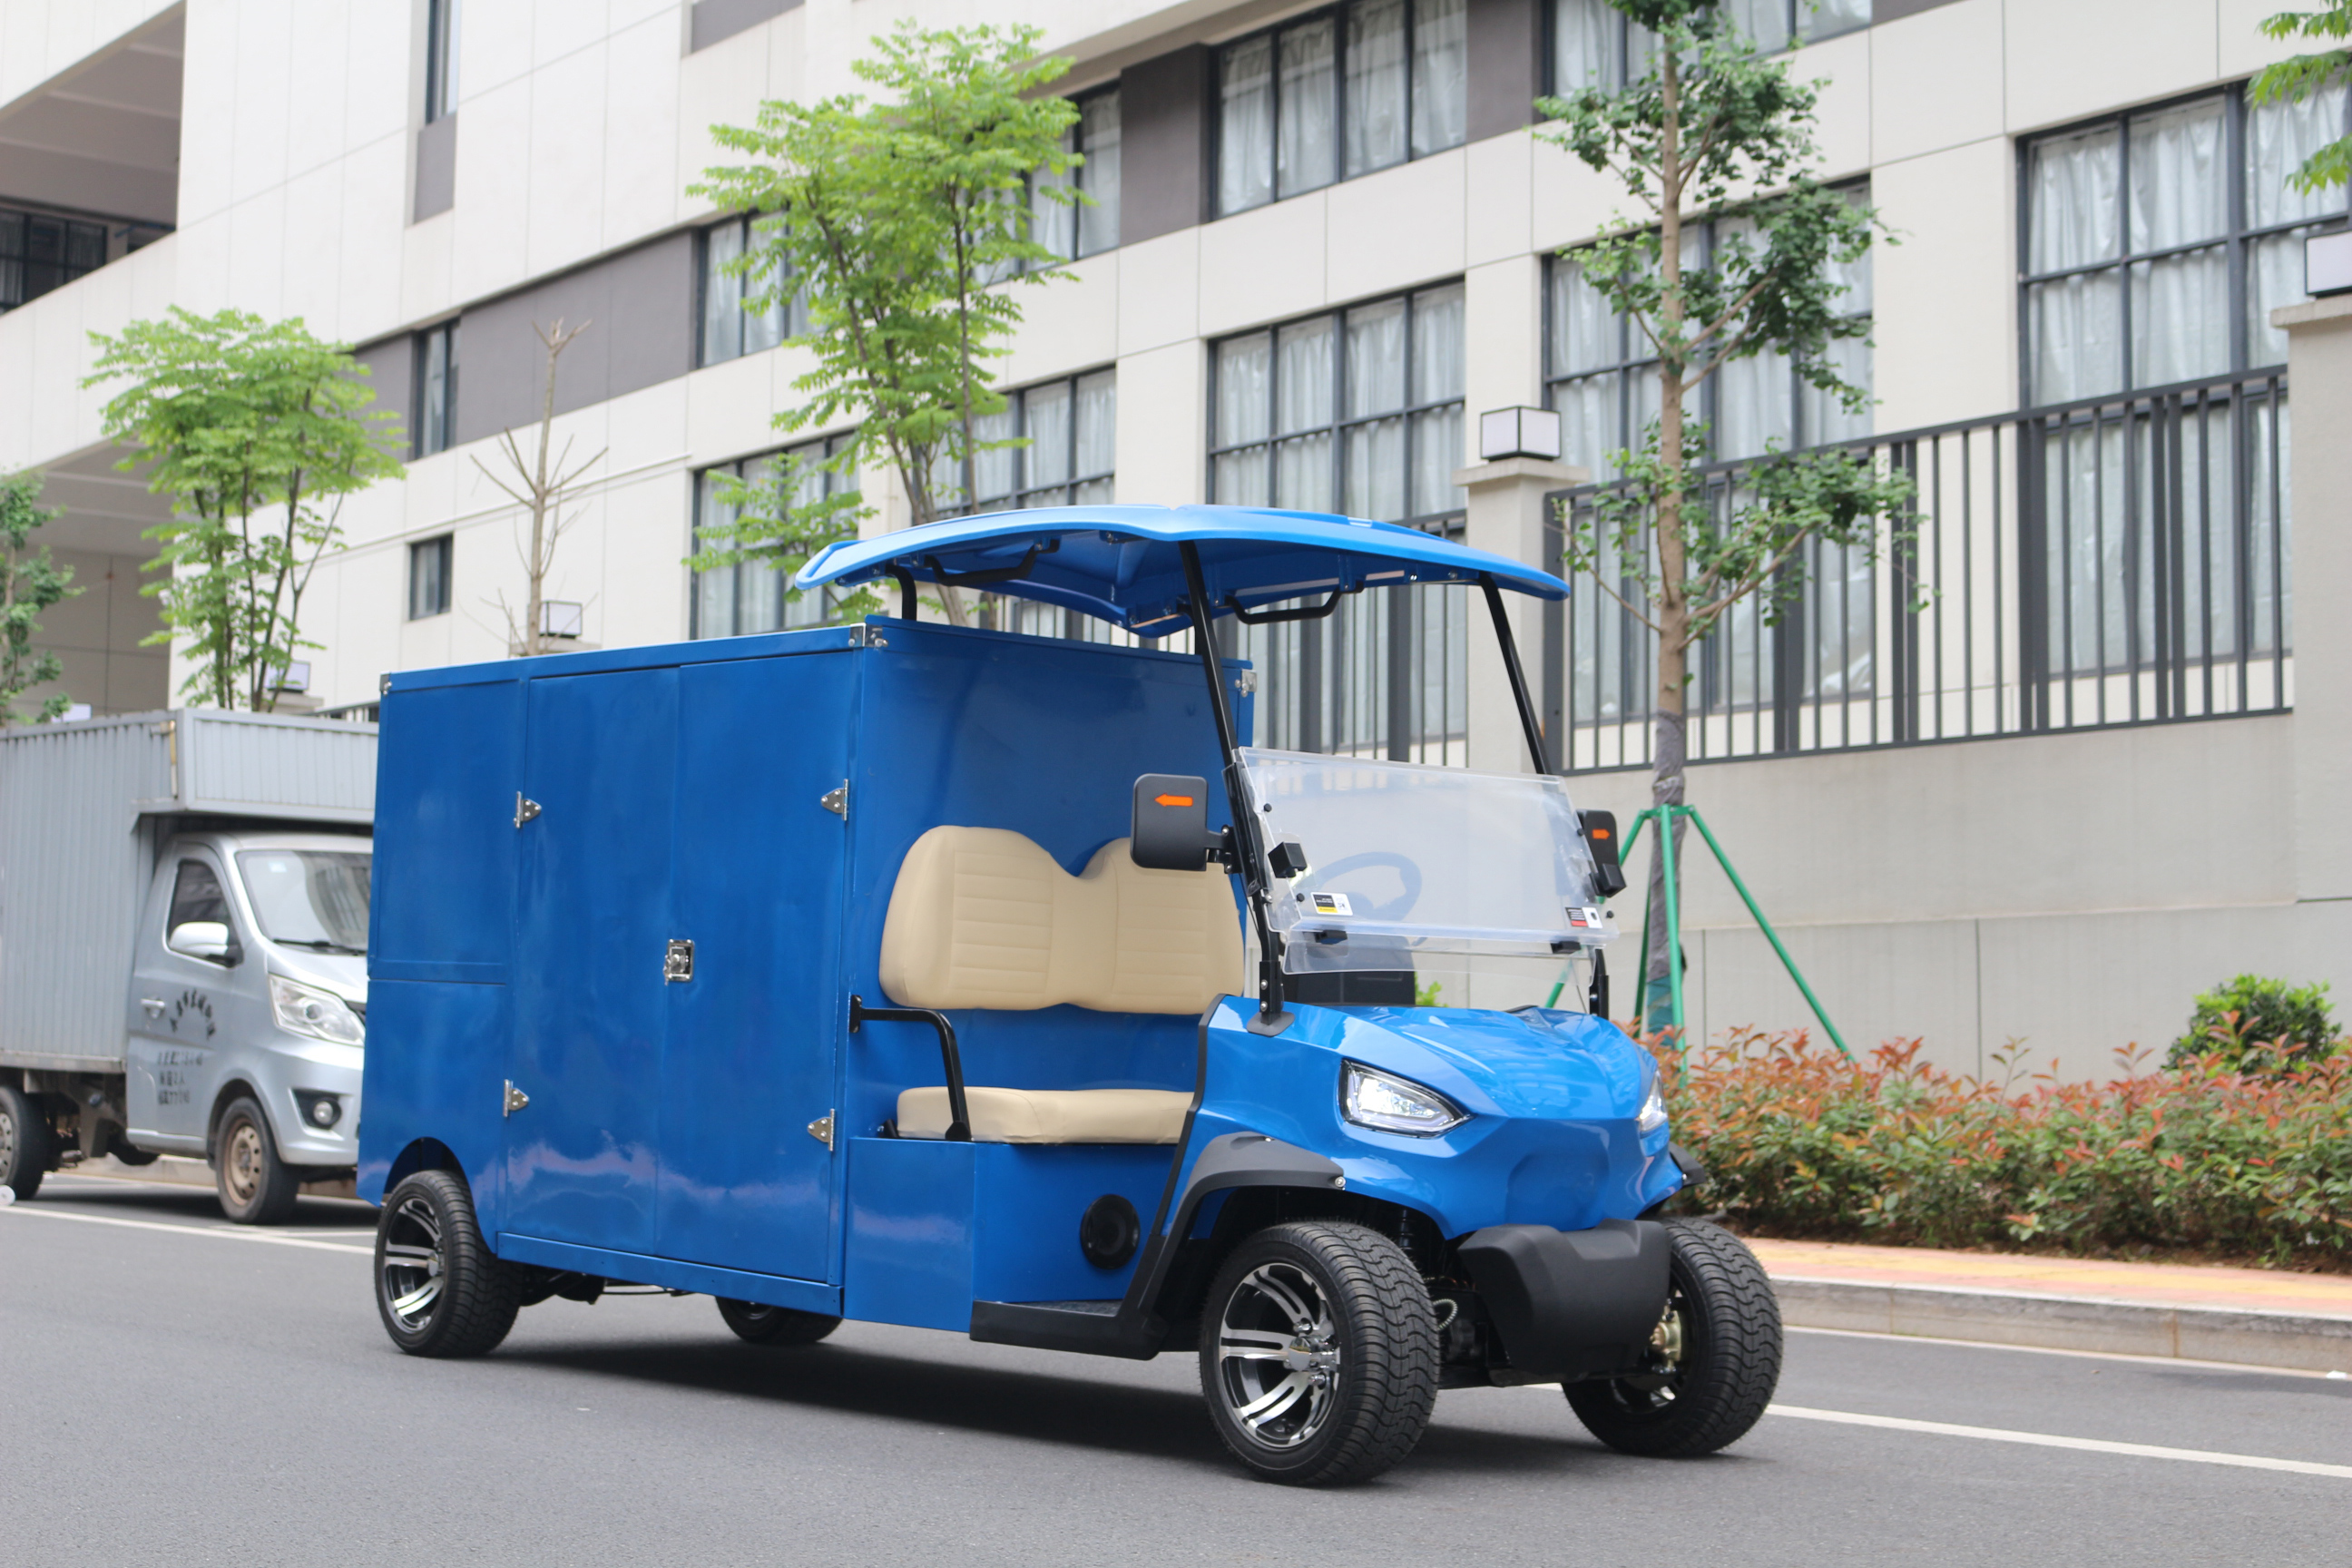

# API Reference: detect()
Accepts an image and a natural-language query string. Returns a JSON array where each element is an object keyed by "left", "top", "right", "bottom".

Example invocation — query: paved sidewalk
[{"left": 1747, "top": 1237, "right": 2352, "bottom": 1374}]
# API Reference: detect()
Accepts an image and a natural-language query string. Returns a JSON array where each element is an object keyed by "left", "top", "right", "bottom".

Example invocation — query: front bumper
[{"left": 1458, "top": 1219, "right": 1671, "bottom": 1384}]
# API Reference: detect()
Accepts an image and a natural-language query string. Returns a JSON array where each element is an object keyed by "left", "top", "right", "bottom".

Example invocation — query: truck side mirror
[
  {"left": 1132, "top": 775, "right": 1218, "bottom": 871},
  {"left": 167, "top": 920, "right": 238, "bottom": 964},
  {"left": 1578, "top": 809, "right": 1627, "bottom": 899}
]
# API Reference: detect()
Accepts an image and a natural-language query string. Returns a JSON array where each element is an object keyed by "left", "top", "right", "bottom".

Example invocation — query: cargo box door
[
  {"left": 656, "top": 652, "right": 853, "bottom": 1282},
  {"left": 506, "top": 669, "right": 679, "bottom": 1255}
]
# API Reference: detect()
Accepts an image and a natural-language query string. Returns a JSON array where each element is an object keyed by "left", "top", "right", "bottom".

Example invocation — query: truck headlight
[
  {"left": 1637, "top": 1062, "right": 1669, "bottom": 1136},
  {"left": 1340, "top": 1062, "right": 1467, "bottom": 1137},
  {"left": 270, "top": 975, "right": 365, "bottom": 1046}
]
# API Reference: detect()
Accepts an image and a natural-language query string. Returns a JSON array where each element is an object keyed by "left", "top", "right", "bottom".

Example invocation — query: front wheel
[
  {"left": 1199, "top": 1220, "right": 1438, "bottom": 1486},
  {"left": 375, "top": 1169, "right": 523, "bottom": 1357},
  {"left": 0, "top": 1084, "right": 51, "bottom": 1200},
  {"left": 716, "top": 1298, "right": 842, "bottom": 1346},
  {"left": 1564, "top": 1219, "right": 1782, "bottom": 1457},
  {"left": 213, "top": 1096, "right": 298, "bottom": 1225}
]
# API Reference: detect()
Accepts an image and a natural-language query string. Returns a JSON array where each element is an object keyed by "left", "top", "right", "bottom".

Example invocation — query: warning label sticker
[{"left": 1308, "top": 891, "right": 1354, "bottom": 917}]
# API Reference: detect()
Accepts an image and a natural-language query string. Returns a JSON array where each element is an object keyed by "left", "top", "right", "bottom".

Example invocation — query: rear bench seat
[{"left": 878, "top": 826, "right": 1245, "bottom": 1143}]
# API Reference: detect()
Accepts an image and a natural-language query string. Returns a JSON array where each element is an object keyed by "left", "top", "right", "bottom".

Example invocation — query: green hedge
[{"left": 1658, "top": 1031, "right": 2352, "bottom": 1269}]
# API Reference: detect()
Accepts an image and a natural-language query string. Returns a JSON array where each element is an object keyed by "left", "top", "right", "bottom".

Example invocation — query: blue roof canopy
[{"left": 794, "top": 504, "right": 1568, "bottom": 638}]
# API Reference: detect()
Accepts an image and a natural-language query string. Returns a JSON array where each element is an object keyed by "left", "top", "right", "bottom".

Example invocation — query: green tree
[
  {"left": 85, "top": 308, "right": 404, "bottom": 710},
  {"left": 689, "top": 22, "right": 1082, "bottom": 625},
  {"left": 1535, "top": 0, "right": 1916, "bottom": 1027},
  {"left": 2167, "top": 975, "right": 2343, "bottom": 1073},
  {"left": 0, "top": 471, "right": 81, "bottom": 725},
  {"left": 2253, "top": 3, "right": 2351, "bottom": 195}
]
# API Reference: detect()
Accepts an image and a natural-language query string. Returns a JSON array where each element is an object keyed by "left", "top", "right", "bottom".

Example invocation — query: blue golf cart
[{"left": 359, "top": 504, "right": 1780, "bottom": 1485}]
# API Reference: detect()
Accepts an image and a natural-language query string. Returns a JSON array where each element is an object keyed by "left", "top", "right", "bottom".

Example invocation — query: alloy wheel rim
[
  {"left": 1215, "top": 1262, "right": 1342, "bottom": 1449},
  {"left": 222, "top": 1121, "right": 264, "bottom": 1205},
  {"left": 379, "top": 1194, "right": 446, "bottom": 1330}
]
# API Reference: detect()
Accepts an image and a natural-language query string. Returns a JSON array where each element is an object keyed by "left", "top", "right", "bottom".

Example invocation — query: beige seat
[{"left": 879, "top": 827, "right": 1243, "bottom": 1143}]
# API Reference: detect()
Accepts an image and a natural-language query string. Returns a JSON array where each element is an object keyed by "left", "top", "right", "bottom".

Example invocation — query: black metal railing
[{"left": 1542, "top": 368, "right": 2292, "bottom": 772}]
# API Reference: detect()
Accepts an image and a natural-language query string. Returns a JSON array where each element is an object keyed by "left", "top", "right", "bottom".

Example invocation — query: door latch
[
  {"left": 140, "top": 997, "right": 165, "bottom": 1018},
  {"left": 806, "top": 1113, "right": 835, "bottom": 1151},
  {"left": 504, "top": 1080, "right": 530, "bottom": 1117},
  {"left": 819, "top": 781, "right": 848, "bottom": 818},
  {"left": 663, "top": 939, "right": 695, "bottom": 983},
  {"left": 514, "top": 792, "right": 542, "bottom": 828}
]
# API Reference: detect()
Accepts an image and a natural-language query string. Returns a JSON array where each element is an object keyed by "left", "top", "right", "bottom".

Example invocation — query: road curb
[{"left": 1771, "top": 1274, "right": 2352, "bottom": 1375}]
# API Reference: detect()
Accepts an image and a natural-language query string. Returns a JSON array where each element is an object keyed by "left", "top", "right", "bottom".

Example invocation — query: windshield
[
  {"left": 1238, "top": 749, "right": 1618, "bottom": 975},
  {"left": 235, "top": 849, "right": 371, "bottom": 954}
]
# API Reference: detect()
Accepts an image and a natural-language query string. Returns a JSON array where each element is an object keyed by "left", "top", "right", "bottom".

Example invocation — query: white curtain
[
  {"left": 1346, "top": 0, "right": 1407, "bottom": 177},
  {"left": 2249, "top": 83, "right": 2349, "bottom": 364},
  {"left": 1726, "top": 0, "right": 1788, "bottom": 54},
  {"left": 1551, "top": 0, "right": 1614, "bottom": 91},
  {"left": 1215, "top": 333, "right": 1272, "bottom": 505},
  {"left": 1030, "top": 140, "right": 1075, "bottom": 262},
  {"left": 1410, "top": 283, "right": 1465, "bottom": 516},
  {"left": 2027, "top": 125, "right": 2122, "bottom": 402},
  {"left": 1552, "top": 372, "right": 1622, "bottom": 481},
  {"left": 969, "top": 406, "right": 1017, "bottom": 508},
  {"left": 1024, "top": 380, "right": 1073, "bottom": 494},
  {"left": 1078, "top": 93, "right": 1122, "bottom": 257},
  {"left": 701, "top": 220, "right": 745, "bottom": 365},
  {"left": 1345, "top": 297, "right": 1405, "bottom": 416},
  {"left": 1715, "top": 346, "right": 1790, "bottom": 461},
  {"left": 1074, "top": 369, "right": 1117, "bottom": 490},
  {"left": 1410, "top": 0, "right": 1466, "bottom": 156},
  {"left": 694, "top": 468, "right": 740, "bottom": 638},
  {"left": 1547, "top": 256, "right": 1621, "bottom": 376},
  {"left": 2128, "top": 100, "right": 2228, "bottom": 386},
  {"left": 1278, "top": 316, "right": 1335, "bottom": 511},
  {"left": 1278, "top": 21, "right": 1338, "bottom": 196},
  {"left": 1799, "top": 0, "right": 1871, "bottom": 43},
  {"left": 1219, "top": 36, "right": 1274, "bottom": 214}
]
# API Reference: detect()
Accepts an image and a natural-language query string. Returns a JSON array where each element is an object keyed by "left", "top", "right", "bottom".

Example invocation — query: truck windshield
[
  {"left": 236, "top": 849, "right": 371, "bottom": 955},
  {"left": 1238, "top": 749, "right": 1618, "bottom": 975}
]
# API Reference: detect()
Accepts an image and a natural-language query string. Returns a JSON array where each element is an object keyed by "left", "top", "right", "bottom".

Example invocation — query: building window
[
  {"left": 1550, "top": 0, "right": 1867, "bottom": 92},
  {"left": 693, "top": 435, "right": 858, "bottom": 639},
  {"left": 414, "top": 321, "right": 458, "bottom": 457},
  {"left": 2023, "top": 83, "right": 2350, "bottom": 406},
  {"left": 936, "top": 371, "right": 1117, "bottom": 516},
  {"left": 1029, "top": 88, "right": 1122, "bottom": 261},
  {"left": 0, "top": 207, "right": 108, "bottom": 312},
  {"left": 698, "top": 215, "right": 802, "bottom": 368},
  {"left": 426, "top": 0, "right": 459, "bottom": 122},
  {"left": 407, "top": 535, "right": 452, "bottom": 620},
  {"left": 1544, "top": 184, "right": 1871, "bottom": 474},
  {"left": 1216, "top": 0, "right": 1467, "bottom": 219}
]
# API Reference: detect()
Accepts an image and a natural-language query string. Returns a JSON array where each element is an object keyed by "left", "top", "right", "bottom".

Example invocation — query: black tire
[
  {"left": 1564, "top": 1219, "right": 1782, "bottom": 1457},
  {"left": 716, "top": 1298, "right": 842, "bottom": 1346},
  {"left": 375, "top": 1169, "right": 524, "bottom": 1357},
  {"left": 213, "top": 1096, "right": 299, "bottom": 1225},
  {"left": 1199, "top": 1220, "right": 1439, "bottom": 1486},
  {"left": 0, "top": 1084, "right": 50, "bottom": 1201}
]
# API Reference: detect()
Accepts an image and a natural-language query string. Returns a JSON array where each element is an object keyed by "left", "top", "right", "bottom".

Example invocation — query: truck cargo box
[{"left": 0, "top": 710, "right": 377, "bottom": 1073}]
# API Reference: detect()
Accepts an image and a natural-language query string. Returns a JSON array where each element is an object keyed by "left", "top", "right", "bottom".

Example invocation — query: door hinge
[
  {"left": 663, "top": 938, "right": 695, "bottom": 983},
  {"left": 806, "top": 1112, "right": 835, "bottom": 1151},
  {"left": 819, "top": 781, "right": 848, "bottom": 818},
  {"left": 514, "top": 792, "right": 542, "bottom": 828},
  {"left": 504, "top": 1080, "right": 530, "bottom": 1117}
]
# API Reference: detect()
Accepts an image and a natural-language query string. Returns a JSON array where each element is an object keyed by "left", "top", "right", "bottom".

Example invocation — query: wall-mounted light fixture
[
  {"left": 2309, "top": 230, "right": 2352, "bottom": 298},
  {"left": 1478, "top": 406, "right": 1563, "bottom": 462}
]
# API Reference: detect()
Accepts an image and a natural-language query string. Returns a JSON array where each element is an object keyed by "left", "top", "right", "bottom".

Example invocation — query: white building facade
[{"left": 1, "top": 0, "right": 2346, "bottom": 1076}]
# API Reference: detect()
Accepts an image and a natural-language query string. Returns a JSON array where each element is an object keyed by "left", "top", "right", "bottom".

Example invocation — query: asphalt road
[{"left": 5, "top": 1172, "right": 2348, "bottom": 1568}]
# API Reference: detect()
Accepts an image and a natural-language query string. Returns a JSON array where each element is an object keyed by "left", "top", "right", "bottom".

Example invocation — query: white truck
[{"left": 0, "top": 710, "right": 375, "bottom": 1223}]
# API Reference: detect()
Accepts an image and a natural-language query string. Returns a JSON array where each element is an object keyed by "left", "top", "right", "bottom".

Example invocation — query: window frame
[
  {"left": 936, "top": 368, "right": 1119, "bottom": 518},
  {"left": 690, "top": 433, "right": 859, "bottom": 641},
  {"left": 1214, "top": 0, "right": 1467, "bottom": 219},
  {"left": 413, "top": 320, "right": 458, "bottom": 458},
  {"left": 696, "top": 213, "right": 801, "bottom": 369},
  {"left": 0, "top": 204, "right": 111, "bottom": 312},
  {"left": 407, "top": 534, "right": 453, "bottom": 621},
  {"left": 2016, "top": 82, "right": 2352, "bottom": 407},
  {"left": 1544, "top": 0, "right": 1869, "bottom": 97},
  {"left": 1206, "top": 283, "right": 1467, "bottom": 533},
  {"left": 1027, "top": 85, "right": 1122, "bottom": 264}
]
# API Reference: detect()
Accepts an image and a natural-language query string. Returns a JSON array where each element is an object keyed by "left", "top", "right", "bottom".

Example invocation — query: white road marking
[
  {"left": 1769, "top": 1403, "right": 2352, "bottom": 1479},
  {"left": 1, "top": 1203, "right": 372, "bottom": 1255},
  {"left": 1788, "top": 1324, "right": 2342, "bottom": 1379}
]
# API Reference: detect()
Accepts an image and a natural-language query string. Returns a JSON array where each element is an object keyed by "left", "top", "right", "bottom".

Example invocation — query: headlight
[
  {"left": 1340, "top": 1062, "right": 1467, "bottom": 1137},
  {"left": 1636, "top": 1062, "right": 1669, "bottom": 1136},
  {"left": 294, "top": 1089, "right": 343, "bottom": 1130},
  {"left": 270, "top": 975, "right": 365, "bottom": 1045}
]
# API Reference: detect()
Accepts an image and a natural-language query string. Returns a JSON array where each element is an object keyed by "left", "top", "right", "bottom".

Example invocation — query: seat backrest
[{"left": 878, "top": 826, "right": 1246, "bottom": 1015}]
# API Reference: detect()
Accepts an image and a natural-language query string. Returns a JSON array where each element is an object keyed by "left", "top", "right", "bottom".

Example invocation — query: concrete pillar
[
  {"left": 1455, "top": 455, "right": 1587, "bottom": 773},
  {"left": 2279, "top": 293, "right": 2352, "bottom": 900}
]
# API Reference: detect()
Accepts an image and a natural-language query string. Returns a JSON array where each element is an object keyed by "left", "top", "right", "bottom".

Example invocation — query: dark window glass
[
  {"left": 415, "top": 322, "right": 458, "bottom": 456},
  {"left": 408, "top": 535, "right": 452, "bottom": 619},
  {"left": 0, "top": 207, "right": 112, "bottom": 311},
  {"left": 167, "top": 860, "right": 231, "bottom": 933}
]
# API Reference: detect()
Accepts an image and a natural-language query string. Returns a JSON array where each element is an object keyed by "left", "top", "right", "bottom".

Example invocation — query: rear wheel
[
  {"left": 1199, "top": 1220, "right": 1438, "bottom": 1486},
  {"left": 716, "top": 1298, "right": 842, "bottom": 1346},
  {"left": 375, "top": 1169, "right": 523, "bottom": 1357},
  {"left": 213, "top": 1096, "right": 298, "bottom": 1225},
  {"left": 1564, "top": 1219, "right": 1781, "bottom": 1457},
  {"left": 0, "top": 1084, "right": 50, "bottom": 1200}
]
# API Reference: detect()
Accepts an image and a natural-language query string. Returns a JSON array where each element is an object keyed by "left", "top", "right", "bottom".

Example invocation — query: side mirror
[
  {"left": 1132, "top": 774, "right": 1220, "bottom": 871},
  {"left": 1578, "top": 809, "right": 1627, "bottom": 899},
  {"left": 167, "top": 920, "right": 237, "bottom": 963}
]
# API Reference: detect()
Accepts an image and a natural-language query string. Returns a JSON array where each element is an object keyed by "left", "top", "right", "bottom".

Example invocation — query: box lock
[{"left": 663, "top": 939, "right": 695, "bottom": 983}]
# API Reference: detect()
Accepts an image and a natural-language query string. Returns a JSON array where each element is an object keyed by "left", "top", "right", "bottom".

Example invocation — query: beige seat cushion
[
  {"left": 878, "top": 827, "right": 1245, "bottom": 1015},
  {"left": 896, "top": 1086, "right": 1192, "bottom": 1144}
]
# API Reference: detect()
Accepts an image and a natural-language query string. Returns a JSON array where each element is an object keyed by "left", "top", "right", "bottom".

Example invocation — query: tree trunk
[{"left": 1642, "top": 36, "right": 1692, "bottom": 1037}]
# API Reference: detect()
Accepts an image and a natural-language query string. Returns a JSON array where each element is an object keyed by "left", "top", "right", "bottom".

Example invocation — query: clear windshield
[
  {"left": 1238, "top": 749, "right": 1619, "bottom": 975},
  {"left": 236, "top": 849, "right": 371, "bottom": 954}
]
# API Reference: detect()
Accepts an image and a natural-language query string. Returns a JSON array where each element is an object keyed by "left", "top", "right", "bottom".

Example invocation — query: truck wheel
[
  {"left": 717, "top": 1298, "right": 842, "bottom": 1346},
  {"left": 213, "top": 1096, "right": 299, "bottom": 1225},
  {"left": 1564, "top": 1219, "right": 1782, "bottom": 1457},
  {"left": 1199, "top": 1220, "right": 1438, "bottom": 1486},
  {"left": 0, "top": 1084, "right": 50, "bottom": 1200},
  {"left": 376, "top": 1169, "right": 523, "bottom": 1357}
]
